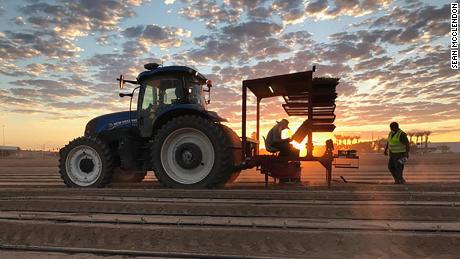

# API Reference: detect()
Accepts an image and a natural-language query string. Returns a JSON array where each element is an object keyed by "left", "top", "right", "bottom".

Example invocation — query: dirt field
[{"left": 0, "top": 153, "right": 459, "bottom": 258}]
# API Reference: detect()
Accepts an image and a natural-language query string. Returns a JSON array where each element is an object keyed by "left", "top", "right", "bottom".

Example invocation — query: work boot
[{"left": 394, "top": 179, "right": 406, "bottom": 184}]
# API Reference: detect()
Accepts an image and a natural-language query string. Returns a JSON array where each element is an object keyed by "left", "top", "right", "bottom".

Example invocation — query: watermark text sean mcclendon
[{"left": 452, "top": 3, "right": 458, "bottom": 69}]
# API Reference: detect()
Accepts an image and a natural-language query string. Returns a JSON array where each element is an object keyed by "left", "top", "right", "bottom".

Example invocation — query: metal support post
[
  {"left": 307, "top": 76, "right": 313, "bottom": 157},
  {"left": 241, "top": 84, "right": 247, "bottom": 162},
  {"left": 256, "top": 98, "right": 260, "bottom": 155},
  {"left": 265, "top": 172, "right": 268, "bottom": 189}
]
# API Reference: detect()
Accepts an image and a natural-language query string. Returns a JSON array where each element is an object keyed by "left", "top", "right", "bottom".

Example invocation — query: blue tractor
[{"left": 59, "top": 63, "right": 242, "bottom": 188}]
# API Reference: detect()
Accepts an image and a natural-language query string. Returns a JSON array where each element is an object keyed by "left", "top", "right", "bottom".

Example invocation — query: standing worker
[{"left": 384, "top": 122, "right": 410, "bottom": 184}]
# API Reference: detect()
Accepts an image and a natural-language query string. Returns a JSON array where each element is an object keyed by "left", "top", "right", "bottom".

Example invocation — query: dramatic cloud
[
  {"left": 181, "top": 21, "right": 300, "bottom": 63},
  {"left": 179, "top": 0, "right": 241, "bottom": 28},
  {"left": 272, "top": 0, "right": 306, "bottom": 24},
  {"left": 357, "top": 3, "right": 450, "bottom": 44},
  {"left": 306, "top": 0, "right": 393, "bottom": 20},
  {"left": 0, "top": 0, "right": 149, "bottom": 63},
  {"left": 19, "top": 0, "right": 148, "bottom": 39},
  {"left": 122, "top": 24, "right": 192, "bottom": 49},
  {"left": 0, "top": 33, "right": 40, "bottom": 61}
]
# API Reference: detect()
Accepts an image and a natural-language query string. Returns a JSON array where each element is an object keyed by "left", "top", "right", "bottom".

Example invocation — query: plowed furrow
[{"left": 1, "top": 220, "right": 460, "bottom": 258}]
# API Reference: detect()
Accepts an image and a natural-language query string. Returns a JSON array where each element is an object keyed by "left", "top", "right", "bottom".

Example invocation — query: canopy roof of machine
[{"left": 242, "top": 71, "right": 339, "bottom": 133}]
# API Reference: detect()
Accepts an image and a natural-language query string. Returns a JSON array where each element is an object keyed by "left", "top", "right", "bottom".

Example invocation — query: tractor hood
[{"left": 84, "top": 111, "right": 137, "bottom": 137}]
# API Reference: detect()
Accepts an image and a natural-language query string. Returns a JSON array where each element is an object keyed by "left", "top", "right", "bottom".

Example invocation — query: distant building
[
  {"left": 0, "top": 146, "right": 20, "bottom": 157},
  {"left": 429, "top": 142, "right": 460, "bottom": 153}
]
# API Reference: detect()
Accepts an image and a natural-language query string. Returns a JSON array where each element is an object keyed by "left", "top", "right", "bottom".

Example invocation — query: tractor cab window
[
  {"left": 188, "top": 81, "right": 207, "bottom": 107},
  {"left": 143, "top": 77, "right": 184, "bottom": 108},
  {"left": 140, "top": 84, "right": 158, "bottom": 120},
  {"left": 160, "top": 79, "right": 183, "bottom": 104}
]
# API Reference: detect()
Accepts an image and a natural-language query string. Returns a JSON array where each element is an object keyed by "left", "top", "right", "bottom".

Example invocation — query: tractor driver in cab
[
  {"left": 159, "top": 79, "right": 184, "bottom": 105},
  {"left": 265, "top": 119, "right": 298, "bottom": 157}
]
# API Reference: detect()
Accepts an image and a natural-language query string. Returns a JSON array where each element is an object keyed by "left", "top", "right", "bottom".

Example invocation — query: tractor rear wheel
[
  {"left": 112, "top": 168, "right": 147, "bottom": 183},
  {"left": 59, "top": 137, "right": 114, "bottom": 187},
  {"left": 152, "top": 115, "right": 237, "bottom": 188},
  {"left": 219, "top": 124, "right": 242, "bottom": 184}
]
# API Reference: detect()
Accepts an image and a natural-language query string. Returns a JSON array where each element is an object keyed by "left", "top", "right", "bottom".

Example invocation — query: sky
[{"left": 0, "top": 0, "right": 458, "bottom": 150}]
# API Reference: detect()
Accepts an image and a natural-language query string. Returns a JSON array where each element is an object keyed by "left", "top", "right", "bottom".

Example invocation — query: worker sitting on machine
[{"left": 265, "top": 119, "right": 299, "bottom": 157}]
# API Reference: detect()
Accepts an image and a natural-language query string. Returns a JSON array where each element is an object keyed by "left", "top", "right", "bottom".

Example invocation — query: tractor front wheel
[
  {"left": 152, "top": 115, "right": 236, "bottom": 188},
  {"left": 59, "top": 137, "right": 114, "bottom": 187}
]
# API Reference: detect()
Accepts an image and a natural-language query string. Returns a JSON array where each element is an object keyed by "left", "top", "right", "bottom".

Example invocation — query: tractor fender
[{"left": 151, "top": 105, "right": 226, "bottom": 137}]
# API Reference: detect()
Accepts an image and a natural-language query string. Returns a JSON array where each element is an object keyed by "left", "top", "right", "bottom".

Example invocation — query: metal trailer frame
[{"left": 240, "top": 69, "right": 340, "bottom": 188}]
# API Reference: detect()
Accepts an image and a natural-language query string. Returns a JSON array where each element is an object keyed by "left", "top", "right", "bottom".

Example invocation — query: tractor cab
[
  {"left": 118, "top": 63, "right": 215, "bottom": 138},
  {"left": 136, "top": 63, "right": 211, "bottom": 108}
]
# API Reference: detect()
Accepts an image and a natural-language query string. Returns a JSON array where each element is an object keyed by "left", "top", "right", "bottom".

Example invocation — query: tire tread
[
  {"left": 58, "top": 136, "right": 114, "bottom": 188},
  {"left": 152, "top": 115, "right": 236, "bottom": 188}
]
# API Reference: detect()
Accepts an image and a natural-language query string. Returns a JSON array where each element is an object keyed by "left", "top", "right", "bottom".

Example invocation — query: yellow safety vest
[{"left": 388, "top": 129, "right": 407, "bottom": 153}]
